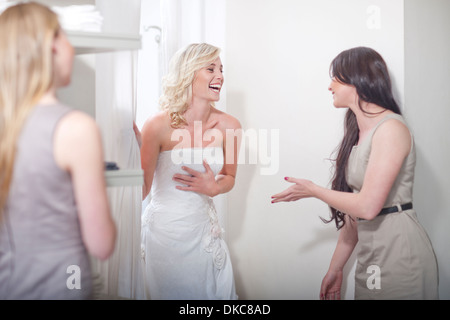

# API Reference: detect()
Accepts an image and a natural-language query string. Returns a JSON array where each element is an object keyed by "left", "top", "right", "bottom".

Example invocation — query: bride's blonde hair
[
  {"left": 160, "top": 43, "right": 221, "bottom": 128},
  {"left": 0, "top": 2, "right": 60, "bottom": 215}
]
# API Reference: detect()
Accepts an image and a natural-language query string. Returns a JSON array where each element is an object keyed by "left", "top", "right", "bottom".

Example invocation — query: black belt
[
  {"left": 358, "top": 203, "right": 413, "bottom": 221},
  {"left": 379, "top": 202, "right": 413, "bottom": 215}
]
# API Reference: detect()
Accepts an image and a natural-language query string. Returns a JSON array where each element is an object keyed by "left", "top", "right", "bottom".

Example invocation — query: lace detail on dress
[
  {"left": 202, "top": 198, "right": 227, "bottom": 269},
  {"left": 141, "top": 208, "right": 153, "bottom": 228}
]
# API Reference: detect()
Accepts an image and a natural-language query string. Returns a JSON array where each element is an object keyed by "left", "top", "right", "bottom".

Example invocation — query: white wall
[
  {"left": 136, "top": 0, "right": 162, "bottom": 130},
  {"left": 404, "top": 0, "right": 450, "bottom": 300},
  {"left": 225, "top": 0, "right": 407, "bottom": 299}
]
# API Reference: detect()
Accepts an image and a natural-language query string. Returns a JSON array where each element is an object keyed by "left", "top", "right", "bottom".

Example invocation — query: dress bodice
[{"left": 148, "top": 147, "right": 224, "bottom": 215}]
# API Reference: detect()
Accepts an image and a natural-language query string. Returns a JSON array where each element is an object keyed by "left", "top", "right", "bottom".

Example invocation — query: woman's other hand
[{"left": 320, "top": 269, "right": 343, "bottom": 300}]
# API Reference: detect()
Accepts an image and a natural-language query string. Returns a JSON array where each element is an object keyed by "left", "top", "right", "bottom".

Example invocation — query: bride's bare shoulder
[
  {"left": 212, "top": 108, "right": 241, "bottom": 131},
  {"left": 142, "top": 111, "right": 172, "bottom": 132}
]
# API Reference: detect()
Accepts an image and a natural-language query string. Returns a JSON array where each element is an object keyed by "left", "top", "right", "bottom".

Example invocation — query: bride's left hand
[
  {"left": 173, "top": 159, "right": 220, "bottom": 197},
  {"left": 271, "top": 177, "right": 315, "bottom": 203}
]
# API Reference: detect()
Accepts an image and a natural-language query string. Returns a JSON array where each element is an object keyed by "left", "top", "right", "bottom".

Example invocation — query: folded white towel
[
  {"left": 1, "top": 4, "right": 104, "bottom": 32},
  {"left": 52, "top": 5, "right": 104, "bottom": 32}
]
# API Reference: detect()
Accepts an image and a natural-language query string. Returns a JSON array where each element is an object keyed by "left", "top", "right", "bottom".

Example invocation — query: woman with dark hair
[{"left": 272, "top": 47, "right": 439, "bottom": 300}]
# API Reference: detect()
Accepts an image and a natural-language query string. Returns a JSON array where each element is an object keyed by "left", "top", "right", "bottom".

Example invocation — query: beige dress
[{"left": 347, "top": 113, "right": 439, "bottom": 300}]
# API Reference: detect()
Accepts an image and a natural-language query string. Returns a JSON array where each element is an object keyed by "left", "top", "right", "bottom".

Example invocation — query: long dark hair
[{"left": 325, "top": 47, "right": 402, "bottom": 230}]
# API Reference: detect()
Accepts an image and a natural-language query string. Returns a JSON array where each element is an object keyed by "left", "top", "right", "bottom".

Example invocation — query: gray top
[{"left": 0, "top": 104, "right": 92, "bottom": 299}]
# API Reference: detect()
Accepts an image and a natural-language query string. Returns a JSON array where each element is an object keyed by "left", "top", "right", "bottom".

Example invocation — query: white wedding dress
[{"left": 140, "top": 147, "right": 237, "bottom": 300}]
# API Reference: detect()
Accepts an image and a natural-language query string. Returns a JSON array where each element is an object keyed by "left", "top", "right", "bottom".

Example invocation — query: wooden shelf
[
  {"left": 68, "top": 31, "right": 141, "bottom": 54},
  {"left": 105, "top": 169, "right": 144, "bottom": 187}
]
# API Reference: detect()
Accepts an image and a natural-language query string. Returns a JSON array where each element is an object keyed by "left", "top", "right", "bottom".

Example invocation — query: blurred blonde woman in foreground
[{"left": 0, "top": 2, "right": 115, "bottom": 299}]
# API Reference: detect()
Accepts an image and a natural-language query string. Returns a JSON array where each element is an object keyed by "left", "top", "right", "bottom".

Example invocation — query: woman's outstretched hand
[
  {"left": 173, "top": 159, "right": 220, "bottom": 197},
  {"left": 271, "top": 177, "right": 315, "bottom": 203}
]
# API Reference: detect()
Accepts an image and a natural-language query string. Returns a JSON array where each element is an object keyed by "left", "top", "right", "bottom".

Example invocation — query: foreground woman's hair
[{"left": 0, "top": 3, "right": 60, "bottom": 216}]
